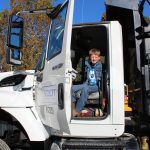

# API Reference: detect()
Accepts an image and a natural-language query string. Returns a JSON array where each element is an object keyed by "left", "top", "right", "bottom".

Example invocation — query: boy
[{"left": 72, "top": 48, "right": 102, "bottom": 116}]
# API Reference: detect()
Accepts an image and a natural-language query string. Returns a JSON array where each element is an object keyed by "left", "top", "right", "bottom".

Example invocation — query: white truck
[{"left": 0, "top": 0, "right": 150, "bottom": 149}]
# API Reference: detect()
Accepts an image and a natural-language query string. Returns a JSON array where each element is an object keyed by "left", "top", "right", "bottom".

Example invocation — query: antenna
[{"left": 82, "top": 0, "right": 85, "bottom": 23}]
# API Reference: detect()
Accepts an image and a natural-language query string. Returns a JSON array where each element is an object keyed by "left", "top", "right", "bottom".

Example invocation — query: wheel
[
  {"left": 0, "top": 139, "right": 11, "bottom": 150},
  {"left": 123, "top": 136, "right": 140, "bottom": 150},
  {"left": 50, "top": 142, "right": 61, "bottom": 150}
]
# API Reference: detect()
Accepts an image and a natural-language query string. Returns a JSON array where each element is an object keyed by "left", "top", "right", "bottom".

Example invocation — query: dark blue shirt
[{"left": 84, "top": 61, "right": 102, "bottom": 85}]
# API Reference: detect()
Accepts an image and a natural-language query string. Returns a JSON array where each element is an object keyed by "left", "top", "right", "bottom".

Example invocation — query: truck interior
[{"left": 71, "top": 23, "right": 109, "bottom": 119}]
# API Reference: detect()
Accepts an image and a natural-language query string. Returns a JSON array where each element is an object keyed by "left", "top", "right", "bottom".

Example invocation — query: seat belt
[{"left": 82, "top": 56, "right": 86, "bottom": 82}]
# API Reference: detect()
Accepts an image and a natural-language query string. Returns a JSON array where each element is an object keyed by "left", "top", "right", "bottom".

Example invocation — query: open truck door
[{"left": 35, "top": 0, "right": 74, "bottom": 132}]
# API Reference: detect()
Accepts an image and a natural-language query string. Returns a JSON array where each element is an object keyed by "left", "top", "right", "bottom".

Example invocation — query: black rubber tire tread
[{"left": 0, "top": 139, "right": 11, "bottom": 150}]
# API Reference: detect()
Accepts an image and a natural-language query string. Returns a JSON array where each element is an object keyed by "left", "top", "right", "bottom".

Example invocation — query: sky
[
  {"left": 53, "top": 0, "right": 150, "bottom": 24},
  {"left": 0, "top": 0, "right": 10, "bottom": 11},
  {"left": 0, "top": 0, "right": 150, "bottom": 24}
]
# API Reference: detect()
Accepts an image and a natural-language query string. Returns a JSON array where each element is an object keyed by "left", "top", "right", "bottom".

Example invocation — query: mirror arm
[
  {"left": 15, "top": 4, "right": 63, "bottom": 19},
  {"left": 16, "top": 7, "right": 54, "bottom": 16}
]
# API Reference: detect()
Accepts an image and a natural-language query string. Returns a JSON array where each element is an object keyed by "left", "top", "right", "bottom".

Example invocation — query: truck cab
[
  {"left": 28, "top": 0, "right": 124, "bottom": 138},
  {"left": 1, "top": 0, "right": 149, "bottom": 149}
]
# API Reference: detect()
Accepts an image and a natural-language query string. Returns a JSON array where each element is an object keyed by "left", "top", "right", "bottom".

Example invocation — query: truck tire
[
  {"left": 50, "top": 142, "right": 61, "bottom": 150},
  {"left": 123, "top": 136, "right": 140, "bottom": 150},
  {"left": 0, "top": 139, "right": 11, "bottom": 150}
]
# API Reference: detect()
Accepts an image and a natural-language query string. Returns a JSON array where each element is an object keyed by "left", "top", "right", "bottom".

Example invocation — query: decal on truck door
[{"left": 41, "top": 85, "right": 58, "bottom": 104}]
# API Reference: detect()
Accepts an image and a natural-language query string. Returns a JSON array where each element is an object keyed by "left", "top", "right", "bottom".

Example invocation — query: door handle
[{"left": 58, "top": 83, "right": 64, "bottom": 110}]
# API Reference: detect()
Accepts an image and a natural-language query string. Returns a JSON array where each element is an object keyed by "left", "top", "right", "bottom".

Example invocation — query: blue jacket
[{"left": 84, "top": 61, "right": 102, "bottom": 85}]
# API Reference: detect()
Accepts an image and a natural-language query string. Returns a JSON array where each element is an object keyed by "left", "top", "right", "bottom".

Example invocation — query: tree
[
  {"left": 0, "top": 0, "right": 52, "bottom": 71},
  {"left": 10, "top": 0, "right": 52, "bottom": 70},
  {"left": 0, "top": 10, "right": 10, "bottom": 71}
]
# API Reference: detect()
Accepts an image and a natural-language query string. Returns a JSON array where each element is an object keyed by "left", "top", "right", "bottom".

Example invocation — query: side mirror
[
  {"left": 6, "top": 48, "right": 22, "bottom": 65},
  {"left": 7, "top": 14, "right": 24, "bottom": 49}
]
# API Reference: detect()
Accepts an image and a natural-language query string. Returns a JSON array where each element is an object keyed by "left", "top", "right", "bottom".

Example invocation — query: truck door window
[
  {"left": 47, "top": 5, "right": 67, "bottom": 60},
  {"left": 35, "top": 34, "right": 48, "bottom": 72}
]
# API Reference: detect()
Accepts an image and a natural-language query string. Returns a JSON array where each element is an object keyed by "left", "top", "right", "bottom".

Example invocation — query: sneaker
[
  {"left": 79, "top": 109, "right": 93, "bottom": 117},
  {"left": 95, "top": 108, "right": 99, "bottom": 117},
  {"left": 99, "top": 109, "right": 103, "bottom": 117}
]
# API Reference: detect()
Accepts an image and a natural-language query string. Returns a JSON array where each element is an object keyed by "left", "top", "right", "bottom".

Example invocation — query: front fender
[{"left": 2, "top": 107, "right": 49, "bottom": 141}]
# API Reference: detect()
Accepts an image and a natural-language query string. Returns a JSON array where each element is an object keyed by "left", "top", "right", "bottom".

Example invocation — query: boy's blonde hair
[{"left": 89, "top": 48, "right": 101, "bottom": 57}]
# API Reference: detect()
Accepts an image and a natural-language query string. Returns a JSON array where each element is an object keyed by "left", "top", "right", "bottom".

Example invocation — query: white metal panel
[
  {"left": 2, "top": 107, "right": 49, "bottom": 141},
  {"left": 67, "top": 124, "right": 124, "bottom": 137},
  {"left": 109, "top": 21, "right": 124, "bottom": 124},
  {"left": 0, "top": 70, "right": 35, "bottom": 107},
  {"left": 0, "top": 90, "right": 34, "bottom": 107}
]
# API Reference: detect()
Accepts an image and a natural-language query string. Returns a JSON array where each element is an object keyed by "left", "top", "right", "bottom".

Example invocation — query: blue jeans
[{"left": 72, "top": 83, "right": 98, "bottom": 112}]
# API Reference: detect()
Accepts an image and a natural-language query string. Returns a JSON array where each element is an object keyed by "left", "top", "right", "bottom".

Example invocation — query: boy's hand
[
  {"left": 68, "top": 69, "right": 78, "bottom": 79},
  {"left": 71, "top": 68, "right": 78, "bottom": 79},
  {"left": 72, "top": 68, "right": 78, "bottom": 74}
]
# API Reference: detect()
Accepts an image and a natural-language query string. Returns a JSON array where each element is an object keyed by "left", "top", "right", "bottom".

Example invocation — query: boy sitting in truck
[{"left": 72, "top": 48, "right": 102, "bottom": 117}]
